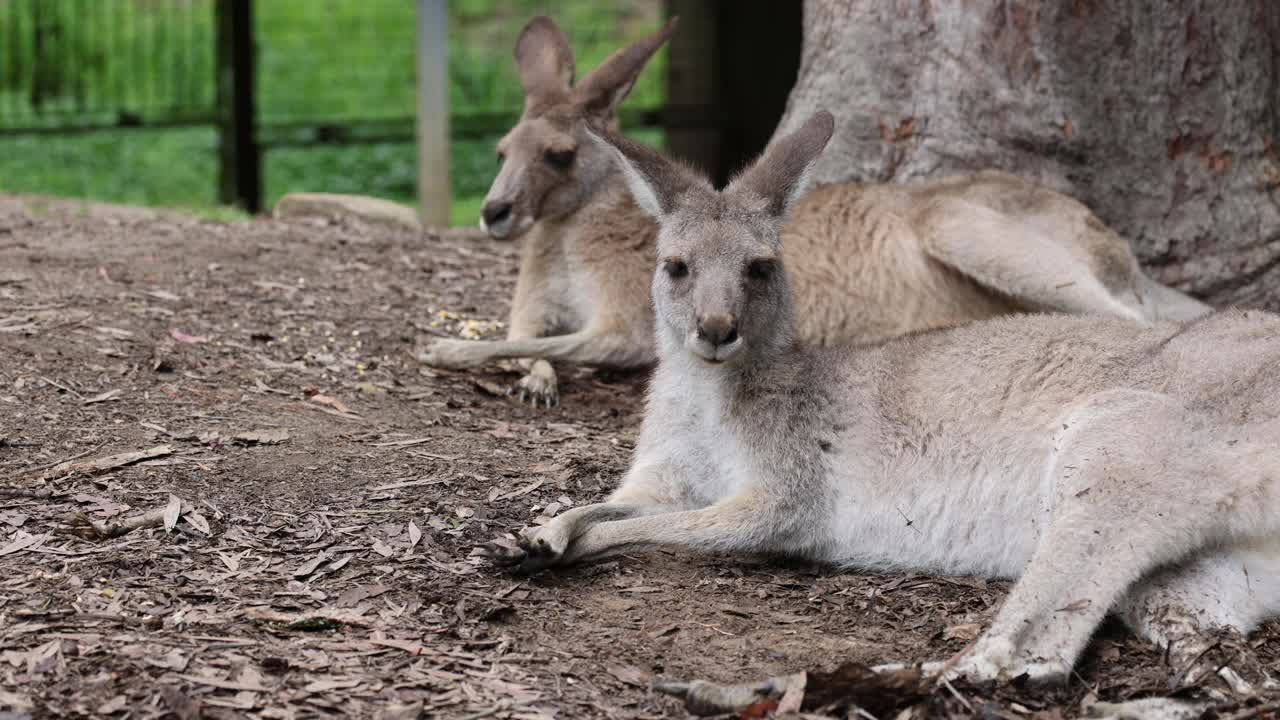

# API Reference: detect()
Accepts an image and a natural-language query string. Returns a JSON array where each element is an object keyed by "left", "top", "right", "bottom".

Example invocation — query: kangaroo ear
[
  {"left": 573, "top": 17, "right": 677, "bottom": 116},
  {"left": 590, "top": 128, "right": 705, "bottom": 219},
  {"left": 515, "top": 16, "right": 575, "bottom": 105},
  {"left": 726, "top": 110, "right": 835, "bottom": 217}
]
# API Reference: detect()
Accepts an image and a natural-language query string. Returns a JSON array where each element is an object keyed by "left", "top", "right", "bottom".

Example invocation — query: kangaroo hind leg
[{"left": 952, "top": 391, "right": 1268, "bottom": 683}]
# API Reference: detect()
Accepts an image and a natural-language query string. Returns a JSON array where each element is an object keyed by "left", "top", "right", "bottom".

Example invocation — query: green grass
[
  {"left": 0, "top": 128, "right": 218, "bottom": 207},
  {"left": 0, "top": 0, "right": 665, "bottom": 226}
]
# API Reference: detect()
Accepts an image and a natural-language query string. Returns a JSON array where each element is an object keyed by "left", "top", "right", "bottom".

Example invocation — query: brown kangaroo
[{"left": 420, "top": 17, "right": 1210, "bottom": 407}]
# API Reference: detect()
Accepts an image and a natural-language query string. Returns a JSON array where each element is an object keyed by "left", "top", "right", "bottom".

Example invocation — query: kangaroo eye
[
  {"left": 496, "top": 151, "right": 505, "bottom": 165},
  {"left": 544, "top": 149, "right": 575, "bottom": 170},
  {"left": 664, "top": 259, "right": 689, "bottom": 279},
  {"left": 746, "top": 259, "right": 775, "bottom": 281}
]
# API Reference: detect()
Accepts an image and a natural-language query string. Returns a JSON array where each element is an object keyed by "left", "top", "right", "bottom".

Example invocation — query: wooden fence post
[
  {"left": 662, "top": 0, "right": 800, "bottom": 186},
  {"left": 215, "top": 0, "right": 261, "bottom": 213},
  {"left": 663, "top": 0, "right": 721, "bottom": 182},
  {"left": 416, "top": 0, "right": 450, "bottom": 227}
]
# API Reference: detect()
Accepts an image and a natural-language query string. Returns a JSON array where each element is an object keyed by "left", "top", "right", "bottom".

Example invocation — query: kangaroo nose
[
  {"left": 696, "top": 315, "right": 739, "bottom": 347},
  {"left": 481, "top": 201, "right": 512, "bottom": 227}
]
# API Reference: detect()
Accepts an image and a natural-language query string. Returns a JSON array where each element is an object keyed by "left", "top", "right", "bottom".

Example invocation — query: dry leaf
[
  {"left": 336, "top": 584, "right": 390, "bottom": 607},
  {"left": 370, "top": 638, "right": 428, "bottom": 656},
  {"left": 496, "top": 478, "right": 544, "bottom": 501},
  {"left": 303, "top": 678, "right": 362, "bottom": 693},
  {"left": 371, "top": 539, "right": 395, "bottom": 558},
  {"left": 177, "top": 673, "right": 268, "bottom": 692},
  {"left": 169, "top": 328, "right": 210, "bottom": 344},
  {"left": 407, "top": 520, "right": 422, "bottom": 548},
  {"left": 0, "top": 531, "right": 44, "bottom": 556},
  {"left": 605, "top": 665, "right": 649, "bottom": 688},
  {"left": 183, "top": 511, "right": 211, "bottom": 535},
  {"left": 0, "top": 690, "right": 32, "bottom": 711},
  {"left": 98, "top": 695, "right": 129, "bottom": 714},
  {"left": 377, "top": 701, "right": 424, "bottom": 720},
  {"left": 146, "top": 649, "right": 189, "bottom": 672},
  {"left": 648, "top": 623, "right": 680, "bottom": 638},
  {"left": 146, "top": 289, "right": 181, "bottom": 302},
  {"left": 83, "top": 389, "right": 122, "bottom": 405},
  {"left": 309, "top": 394, "right": 355, "bottom": 415},
  {"left": 163, "top": 495, "right": 183, "bottom": 532},
  {"left": 293, "top": 551, "right": 329, "bottom": 577},
  {"left": 472, "top": 378, "right": 507, "bottom": 396},
  {"left": 943, "top": 623, "right": 982, "bottom": 642},
  {"left": 0, "top": 512, "right": 27, "bottom": 528}
]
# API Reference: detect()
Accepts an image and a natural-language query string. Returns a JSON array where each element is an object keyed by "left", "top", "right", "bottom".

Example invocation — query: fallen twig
[
  {"left": 38, "top": 375, "right": 85, "bottom": 400},
  {"left": 7, "top": 445, "right": 102, "bottom": 481},
  {"left": 939, "top": 676, "right": 973, "bottom": 714},
  {"left": 27, "top": 444, "right": 174, "bottom": 482},
  {"left": 0, "top": 487, "right": 55, "bottom": 499},
  {"left": 248, "top": 608, "right": 374, "bottom": 630},
  {"left": 63, "top": 494, "right": 197, "bottom": 540},
  {"left": 64, "top": 507, "right": 168, "bottom": 540},
  {"left": 372, "top": 437, "right": 432, "bottom": 448},
  {"left": 371, "top": 477, "right": 446, "bottom": 492}
]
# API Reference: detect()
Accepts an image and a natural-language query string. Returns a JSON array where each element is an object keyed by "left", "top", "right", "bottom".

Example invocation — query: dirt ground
[{"left": 1, "top": 194, "right": 1276, "bottom": 719}]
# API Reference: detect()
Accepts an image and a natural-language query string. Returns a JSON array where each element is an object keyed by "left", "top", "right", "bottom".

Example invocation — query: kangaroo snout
[
  {"left": 692, "top": 314, "right": 743, "bottom": 363},
  {"left": 480, "top": 201, "right": 516, "bottom": 239},
  {"left": 696, "top": 314, "right": 739, "bottom": 348}
]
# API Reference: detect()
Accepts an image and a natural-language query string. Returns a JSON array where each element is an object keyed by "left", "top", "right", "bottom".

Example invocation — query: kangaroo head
[
  {"left": 479, "top": 16, "right": 677, "bottom": 240},
  {"left": 593, "top": 111, "right": 835, "bottom": 365}
]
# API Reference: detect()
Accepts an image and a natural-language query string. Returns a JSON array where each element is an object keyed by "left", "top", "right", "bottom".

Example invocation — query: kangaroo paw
[{"left": 509, "top": 371, "right": 558, "bottom": 409}]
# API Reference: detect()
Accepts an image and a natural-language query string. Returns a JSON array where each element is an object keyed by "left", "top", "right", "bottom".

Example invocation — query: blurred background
[{"left": 0, "top": 0, "right": 680, "bottom": 226}]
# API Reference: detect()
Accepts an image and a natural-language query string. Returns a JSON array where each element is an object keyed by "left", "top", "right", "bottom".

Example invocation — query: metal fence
[
  {"left": 0, "top": 0, "right": 670, "bottom": 214},
  {"left": 0, "top": 0, "right": 215, "bottom": 131}
]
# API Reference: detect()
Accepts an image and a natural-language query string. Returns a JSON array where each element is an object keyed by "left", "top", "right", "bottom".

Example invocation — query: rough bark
[{"left": 776, "top": 0, "right": 1280, "bottom": 308}]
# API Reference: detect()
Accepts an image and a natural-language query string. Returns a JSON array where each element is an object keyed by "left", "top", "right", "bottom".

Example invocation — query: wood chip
[{"left": 233, "top": 429, "right": 291, "bottom": 445}]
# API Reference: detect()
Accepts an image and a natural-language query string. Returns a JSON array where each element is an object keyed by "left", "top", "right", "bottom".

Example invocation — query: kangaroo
[
  {"left": 483, "top": 112, "right": 1280, "bottom": 715},
  {"left": 420, "top": 16, "right": 1210, "bottom": 407}
]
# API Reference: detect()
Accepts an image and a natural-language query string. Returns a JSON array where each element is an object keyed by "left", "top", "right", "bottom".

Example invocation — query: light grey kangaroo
[
  {"left": 421, "top": 16, "right": 1209, "bottom": 407},
  {"left": 484, "top": 111, "right": 1280, "bottom": 717}
]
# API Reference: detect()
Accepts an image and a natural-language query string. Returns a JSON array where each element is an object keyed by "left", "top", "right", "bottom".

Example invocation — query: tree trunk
[{"left": 777, "top": 0, "right": 1280, "bottom": 309}]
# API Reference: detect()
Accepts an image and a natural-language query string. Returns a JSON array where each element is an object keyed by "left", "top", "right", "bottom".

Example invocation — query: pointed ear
[
  {"left": 589, "top": 127, "right": 705, "bottom": 219},
  {"left": 572, "top": 17, "right": 677, "bottom": 116},
  {"left": 726, "top": 110, "right": 835, "bottom": 217},
  {"left": 515, "top": 16, "right": 575, "bottom": 104}
]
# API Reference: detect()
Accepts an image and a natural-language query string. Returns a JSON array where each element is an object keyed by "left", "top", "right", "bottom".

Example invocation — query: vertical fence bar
[
  {"left": 5, "top": 1, "right": 19, "bottom": 121},
  {"left": 215, "top": 0, "right": 260, "bottom": 211},
  {"left": 662, "top": 0, "right": 722, "bottom": 183},
  {"left": 415, "top": 0, "right": 449, "bottom": 227}
]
